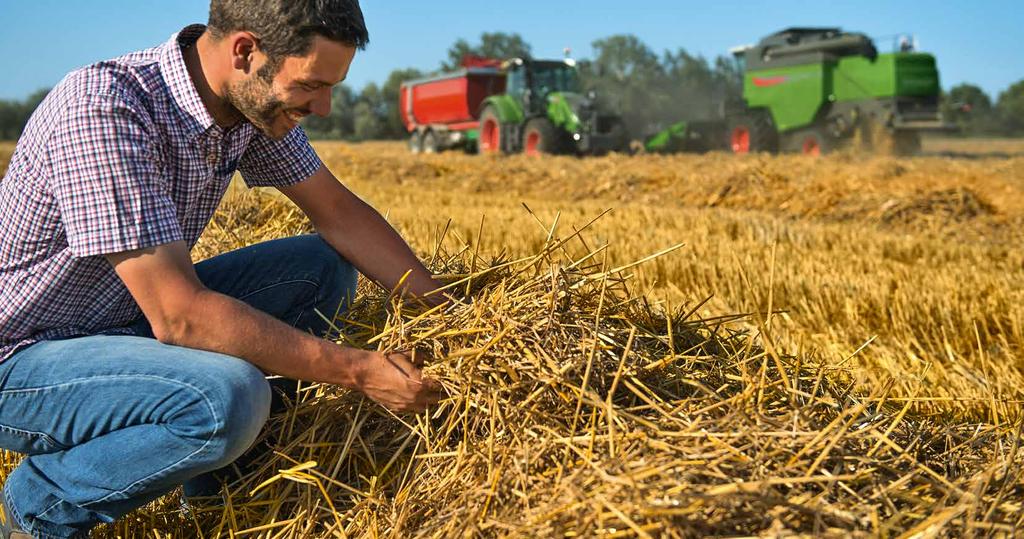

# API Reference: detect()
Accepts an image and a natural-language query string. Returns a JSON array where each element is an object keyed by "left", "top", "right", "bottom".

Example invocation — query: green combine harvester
[{"left": 646, "top": 27, "right": 952, "bottom": 155}]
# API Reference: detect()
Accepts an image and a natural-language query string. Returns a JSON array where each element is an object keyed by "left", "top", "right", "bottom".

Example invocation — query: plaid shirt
[{"left": 0, "top": 25, "right": 323, "bottom": 362}]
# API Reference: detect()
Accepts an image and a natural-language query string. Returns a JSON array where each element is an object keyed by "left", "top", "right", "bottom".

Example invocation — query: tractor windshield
[{"left": 530, "top": 63, "right": 581, "bottom": 96}]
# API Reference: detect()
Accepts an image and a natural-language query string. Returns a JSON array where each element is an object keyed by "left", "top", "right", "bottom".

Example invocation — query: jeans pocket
[{"left": 0, "top": 423, "right": 67, "bottom": 455}]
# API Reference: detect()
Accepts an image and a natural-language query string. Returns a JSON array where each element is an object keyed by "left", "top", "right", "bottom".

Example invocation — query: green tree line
[
  {"left": 1, "top": 34, "right": 1022, "bottom": 140},
  {"left": 942, "top": 81, "right": 1024, "bottom": 136},
  {"left": 0, "top": 89, "right": 49, "bottom": 140}
]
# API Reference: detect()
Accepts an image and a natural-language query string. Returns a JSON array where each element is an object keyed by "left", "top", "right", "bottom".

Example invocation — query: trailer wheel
[
  {"left": 523, "top": 118, "right": 565, "bottom": 156},
  {"left": 479, "top": 107, "right": 503, "bottom": 154},
  {"left": 408, "top": 131, "right": 423, "bottom": 154},
  {"left": 422, "top": 130, "right": 440, "bottom": 154},
  {"left": 727, "top": 112, "right": 777, "bottom": 154}
]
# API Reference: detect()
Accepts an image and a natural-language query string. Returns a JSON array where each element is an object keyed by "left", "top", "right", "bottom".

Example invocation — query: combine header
[{"left": 400, "top": 56, "right": 628, "bottom": 156}]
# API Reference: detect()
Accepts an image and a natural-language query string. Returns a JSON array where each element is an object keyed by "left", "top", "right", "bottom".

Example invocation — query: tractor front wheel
[
  {"left": 726, "top": 112, "right": 777, "bottom": 154},
  {"left": 523, "top": 118, "right": 566, "bottom": 156},
  {"left": 479, "top": 107, "right": 504, "bottom": 154}
]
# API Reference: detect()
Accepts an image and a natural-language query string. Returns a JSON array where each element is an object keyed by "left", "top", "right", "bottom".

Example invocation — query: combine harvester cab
[
  {"left": 400, "top": 56, "right": 628, "bottom": 156},
  {"left": 728, "top": 27, "right": 954, "bottom": 155}
]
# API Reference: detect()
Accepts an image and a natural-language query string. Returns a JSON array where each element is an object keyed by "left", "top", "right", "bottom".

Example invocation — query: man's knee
[{"left": 182, "top": 357, "right": 271, "bottom": 469}]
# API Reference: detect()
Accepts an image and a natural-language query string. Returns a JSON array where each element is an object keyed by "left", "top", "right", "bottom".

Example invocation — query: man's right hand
[{"left": 353, "top": 351, "right": 443, "bottom": 412}]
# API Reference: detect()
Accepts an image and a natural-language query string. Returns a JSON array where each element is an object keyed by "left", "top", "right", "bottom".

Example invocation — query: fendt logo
[
  {"left": 752, "top": 72, "right": 816, "bottom": 88},
  {"left": 753, "top": 76, "right": 789, "bottom": 87}
]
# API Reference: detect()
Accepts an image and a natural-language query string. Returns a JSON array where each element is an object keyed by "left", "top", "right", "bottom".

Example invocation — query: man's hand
[
  {"left": 354, "top": 351, "right": 443, "bottom": 412},
  {"left": 106, "top": 242, "right": 442, "bottom": 412}
]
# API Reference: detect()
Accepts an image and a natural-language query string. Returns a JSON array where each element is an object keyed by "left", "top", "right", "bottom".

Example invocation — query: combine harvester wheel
[
  {"left": 783, "top": 127, "right": 832, "bottom": 156},
  {"left": 727, "top": 113, "right": 777, "bottom": 154}
]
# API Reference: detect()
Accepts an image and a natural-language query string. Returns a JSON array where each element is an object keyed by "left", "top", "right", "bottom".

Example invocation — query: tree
[
  {"left": 942, "top": 83, "right": 996, "bottom": 135},
  {"left": 578, "top": 35, "right": 667, "bottom": 138},
  {"left": 381, "top": 68, "right": 424, "bottom": 138},
  {"left": 301, "top": 84, "right": 357, "bottom": 139},
  {"left": 995, "top": 79, "right": 1024, "bottom": 136},
  {"left": 442, "top": 32, "right": 532, "bottom": 70},
  {"left": 662, "top": 48, "right": 716, "bottom": 120},
  {"left": 352, "top": 83, "right": 386, "bottom": 140},
  {"left": 0, "top": 88, "right": 50, "bottom": 140}
]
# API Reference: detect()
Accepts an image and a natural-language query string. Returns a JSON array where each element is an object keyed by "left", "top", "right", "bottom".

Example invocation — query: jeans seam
[
  {"left": 0, "top": 423, "right": 68, "bottom": 451},
  {"left": 237, "top": 279, "right": 319, "bottom": 302},
  {"left": 1, "top": 373, "right": 222, "bottom": 509},
  {"left": 4, "top": 485, "right": 63, "bottom": 539},
  {"left": 34, "top": 498, "right": 63, "bottom": 523}
]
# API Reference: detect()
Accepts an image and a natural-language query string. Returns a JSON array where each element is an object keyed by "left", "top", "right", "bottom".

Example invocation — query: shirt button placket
[{"left": 206, "top": 129, "right": 222, "bottom": 168}]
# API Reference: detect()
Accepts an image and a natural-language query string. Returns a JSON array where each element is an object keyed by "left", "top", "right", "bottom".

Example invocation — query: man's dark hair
[{"left": 208, "top": 0, "right": 369, "bottom": 67}]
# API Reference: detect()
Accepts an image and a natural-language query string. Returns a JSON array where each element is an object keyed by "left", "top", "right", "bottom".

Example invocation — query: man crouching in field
[{"left": 0, "top": 1, "right": 443, "bottom": 537}]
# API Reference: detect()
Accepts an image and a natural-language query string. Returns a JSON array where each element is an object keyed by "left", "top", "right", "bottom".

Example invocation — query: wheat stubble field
[{"left": 2, "top": 138, "right": 1024, "bottom": 537}]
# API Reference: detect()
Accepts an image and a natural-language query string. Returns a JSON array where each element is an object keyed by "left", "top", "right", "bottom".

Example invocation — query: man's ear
[{"left": 229, "top": 32, "right": 258, "bottom": 73}]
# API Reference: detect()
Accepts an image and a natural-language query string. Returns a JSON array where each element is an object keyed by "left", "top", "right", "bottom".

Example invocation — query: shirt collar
[{"left": 160, "top": 24, "right": 218, "bottom": 140}]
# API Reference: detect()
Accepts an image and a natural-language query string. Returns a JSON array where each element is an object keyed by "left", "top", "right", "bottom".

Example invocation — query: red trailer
[{"left": 400, "top": 57, "right": 506, "bottom": 153}]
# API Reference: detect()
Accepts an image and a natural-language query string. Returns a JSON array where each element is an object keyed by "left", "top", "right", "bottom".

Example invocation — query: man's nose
[{"left": 310, "top": 87, "right": 331, "bottom": 118}]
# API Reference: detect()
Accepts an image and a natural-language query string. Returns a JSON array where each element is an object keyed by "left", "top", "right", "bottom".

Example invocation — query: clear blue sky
[{"left": 1, "top": 0, "right": 1020, "bottom": 101}]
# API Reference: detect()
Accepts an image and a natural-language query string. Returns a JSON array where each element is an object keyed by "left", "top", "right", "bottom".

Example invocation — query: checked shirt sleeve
[
  {"left": 48, "top": 94, "right": 183, "bottom": 259},
  {"left": 237, "top": 126, "right": 323, "bottom": 188}
]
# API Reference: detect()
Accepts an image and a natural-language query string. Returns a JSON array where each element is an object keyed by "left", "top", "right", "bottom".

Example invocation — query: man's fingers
[{"left": 416, "top": 375, "right": 443, "bottom": 395}]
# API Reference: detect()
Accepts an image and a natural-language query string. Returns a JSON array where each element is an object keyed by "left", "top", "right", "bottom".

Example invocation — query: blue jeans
[{"left": 0, "top": 234, "right": 358, "bottom": 539}]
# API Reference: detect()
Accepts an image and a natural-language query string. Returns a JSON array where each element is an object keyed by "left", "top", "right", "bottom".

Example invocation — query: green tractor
[
  {"left": 727, "top": 27, "right": 951, "bottom": 155},
  {"left": 643, "top": 27, "right": 952, "bottom": 155},
  {"left": 478, "top": 58, "right": 628, "bottom": 156}
]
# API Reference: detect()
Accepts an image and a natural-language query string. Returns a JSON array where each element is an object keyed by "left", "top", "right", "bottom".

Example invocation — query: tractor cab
[{"left": 505, "top": 58, "right": 582, "bottom": 116}]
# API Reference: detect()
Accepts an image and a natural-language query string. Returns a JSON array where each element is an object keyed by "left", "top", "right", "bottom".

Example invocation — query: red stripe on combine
[{"left": 753, "top": 76, "right": 789, "bottom": 87}]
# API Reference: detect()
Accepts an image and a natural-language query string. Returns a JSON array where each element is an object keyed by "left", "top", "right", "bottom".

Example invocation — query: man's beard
[{"left": 225, "top": 69, "right": 288, "bottom": 139}]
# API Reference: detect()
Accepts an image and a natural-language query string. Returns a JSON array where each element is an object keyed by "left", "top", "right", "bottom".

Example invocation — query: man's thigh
[
  {"left": 0, "top": 335, "right": 270, "bottom": 456},
  {"left": 194, "top": 234, "right": 357, "bottom": 329}
]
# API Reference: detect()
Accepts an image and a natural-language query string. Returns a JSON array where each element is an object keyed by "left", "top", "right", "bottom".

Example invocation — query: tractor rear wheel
[
  {"left": 422, "top": 130, "right": 440, "bottom": 154},
  {"left": 727, "top": 111, "right": 777, "bottom": 154},
  {"left": 523, "top": 118, "right": 566, "bottom": 156},
  {"left": 408, "top": 130, "right": 423, "bottom": 154},
  {"left": 479, "top": 107, "right": 504, "bottom": 154}
]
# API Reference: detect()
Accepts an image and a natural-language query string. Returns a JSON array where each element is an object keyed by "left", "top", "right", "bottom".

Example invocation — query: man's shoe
[{"left": 0, "top": 495, "right": 30, "bottom": 539}]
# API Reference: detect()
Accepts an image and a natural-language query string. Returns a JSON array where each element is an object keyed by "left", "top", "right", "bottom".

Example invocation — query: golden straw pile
[
  {"left": 2, "top": 139, "right": 1024, "bottom": 537},
  {"left": 85, "top": 204, "right": 1021, "bottom": 538}
]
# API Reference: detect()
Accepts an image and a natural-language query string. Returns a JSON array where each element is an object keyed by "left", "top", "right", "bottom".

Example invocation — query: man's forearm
[
  {"left": 319, "top": 195, "right": 441, "bottom": 301},
  {"left": 166, "top": 288, "right": 366, "bottom": 387}
]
